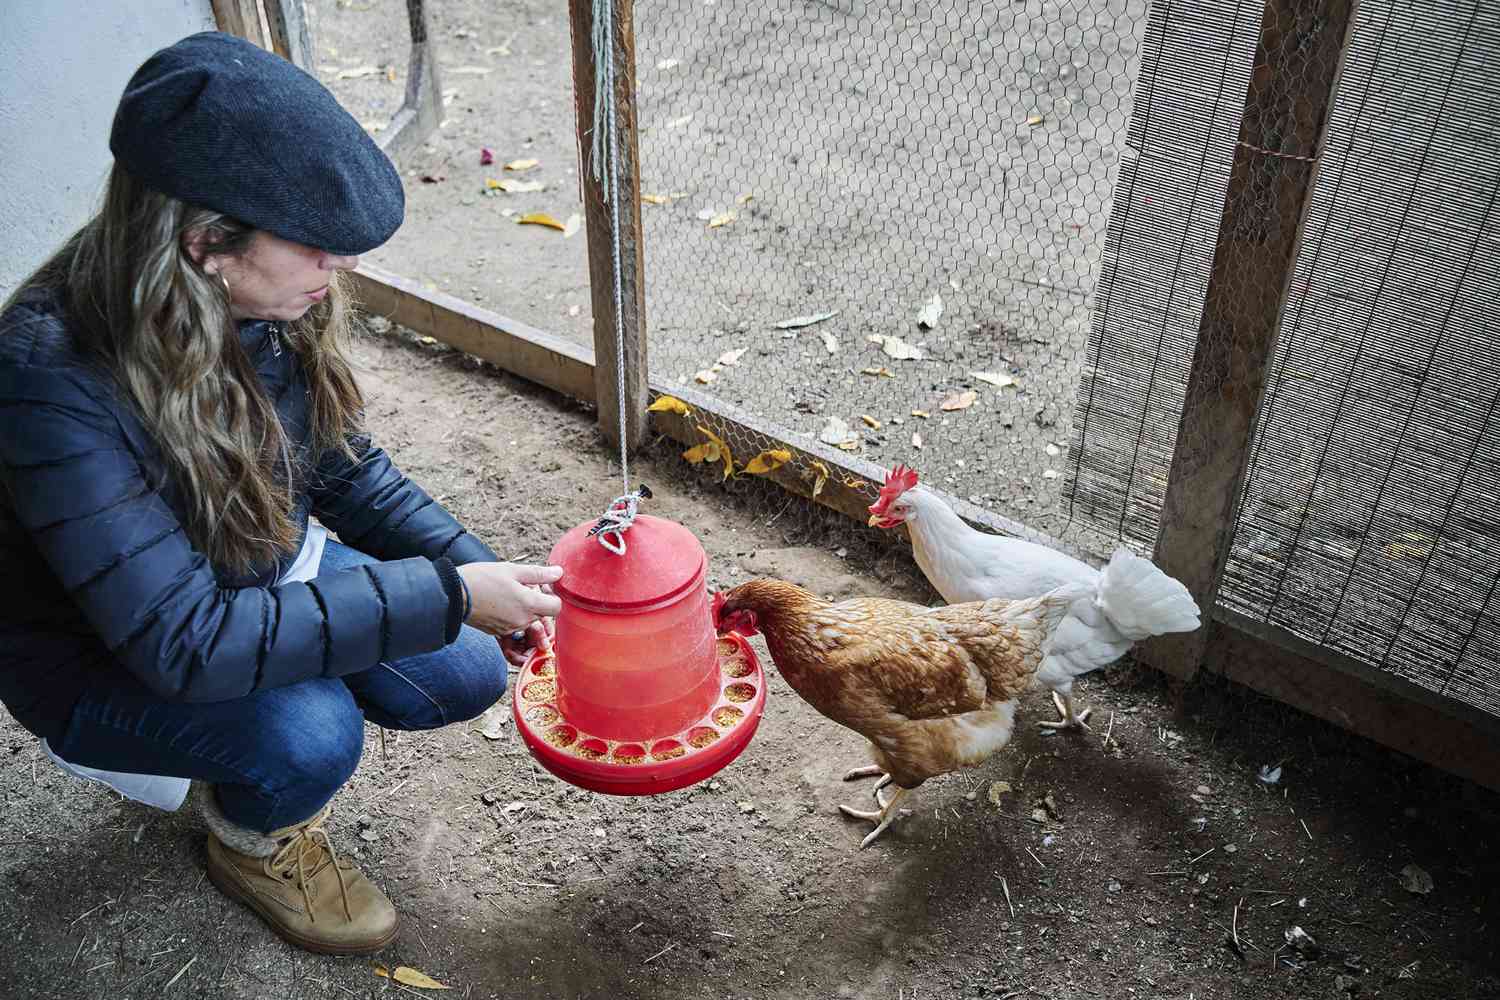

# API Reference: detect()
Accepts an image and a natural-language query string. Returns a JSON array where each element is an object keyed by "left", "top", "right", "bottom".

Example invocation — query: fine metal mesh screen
[
  {"left": 1220, "top": 0, "right": 1500, "bottom": 719},
  {"left": 1063, "top": 0, "right": 1260, "bottom": 549},
  {"left": 632, "top": 0, "right": 1147, "bottom": 547}
]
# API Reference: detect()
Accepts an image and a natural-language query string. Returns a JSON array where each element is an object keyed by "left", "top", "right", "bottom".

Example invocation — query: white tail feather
[{"left": 1095, "top": 548, "right": 1200, "bottom": 641}]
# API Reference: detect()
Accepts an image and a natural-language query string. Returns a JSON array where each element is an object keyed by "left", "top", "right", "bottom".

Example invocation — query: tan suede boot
[{"left": 195, "top": 783, "right": 398, "bottom": 955}]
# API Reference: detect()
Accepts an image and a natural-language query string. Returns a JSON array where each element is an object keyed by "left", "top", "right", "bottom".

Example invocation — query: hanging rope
[{"left": 589, "top": 0, "right": 640, "bottom": 554}]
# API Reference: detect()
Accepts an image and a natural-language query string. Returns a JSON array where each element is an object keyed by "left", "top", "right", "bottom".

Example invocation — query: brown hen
[{"left": 714, "top": 577, "right": 1083, "bottom": 847}]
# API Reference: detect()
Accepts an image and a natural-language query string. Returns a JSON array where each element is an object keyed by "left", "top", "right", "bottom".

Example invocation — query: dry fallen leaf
[
  {"left": 772, "top": 310, "right": 839, "bottom": 330},
  {"left": 336, "top": 65, "right": 380, "bottom": 79},
  {"left": 1045, "top": 443, "right": 1062, "bottom": 457},
  {"left": 971, "top": 371, "right": 1018, "bottom": 389},
  {"left": 941, "top": 390, "right": 978, "bottom": 411},
  {"left": 744, "top": 449, "right": 792, "bottom": 475},
  {"left": 987, "top": 780, "right": 1013, "bottom": 807},
  {"left": 717, "top": 348, "right": 749, "bottom": 367},
  {"left": 491, "top": 178, "right": 545, "bottom": 194},
  {"left": 374, "top": 965, "right": 452, "bottom": 990},
  {"left": 448, "top": 65, "right": 494, "bottom": 77},
  {"left": 656, "top": 57, "right": 681, "bottom": 70},
  {"left": 736, "top": 192, "right": 754, "bottom": 205},
  {"left": 860, "top": 414, "right": 882, "bottom": 430},
  {"left": 820, "top": 331, "right": 839, "bottom": 355},
  {"left": 516, "top": 213, "right": 566, "bottom": 232},
  {"left": 473, "top": 704, "right": 506, "bottom": 740},
  {"left": 868, "top": 333, "right": 925, "bottom": 361},
  {"left": 682, "top": 425, "right": 734, "bottom": 480},
  {"left": 1026, "top": 113, "right": 1045, "bottom": 126},
  {"left": 562, "top": 213, "right": 582, "bottom": 238},
  {"left": 641, "top": 193, "right": 670, "bottom": 205},
  {"left": 666, "top": 114, "right": 694, "bottom": 129},
  {"left": 818, "top": 416, "right": 860, "bottom": 451},
  {"left": 861, "top": 366, "right": 895, "bottom": 378},
  {"left": 505, "top": 157, "right": 540, "bottom": 171},
  {"left": 911, "top": 409, "right": 930, "bottom": 419},
  {"left": 694, "top": 369, "right": 718, "bottom": 384},
  {"left": 707, "top": 210, "right": 737, "bottom": 228},
  {"left": 912, "top": 432, "right": 924, "bottom": 449},
  {"left": 647, "top": 395, "right": 691, "bottom": 416},
  {"left": 916, "top": 293, "right": 943, "bottom": 329},
  {"left": 1043, "top": 469, "right": 1059, "bottom": 479},
  {"left": 808, "top": 461, "right": 830, "bottom": 498}
]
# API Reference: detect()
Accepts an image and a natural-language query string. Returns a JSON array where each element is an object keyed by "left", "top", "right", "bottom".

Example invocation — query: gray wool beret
[{"left": 109, "top": 31, "right": 404, "bottom": 256}]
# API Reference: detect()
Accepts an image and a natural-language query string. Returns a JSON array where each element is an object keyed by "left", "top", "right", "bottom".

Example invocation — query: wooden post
[
  {"left": 1141, "top": 0, "right": 1359, "bottom": 680},
  {"left": 569, "top": 0, "right": 650, "bottom": 453},
  {"left": 211, "top": 0, "right": 268, "bottom": 47},
  {"left": 376, "top": 0, "right": 444, "bottom": 165},
  {"left": 262, "top": 0, "right": 315, "bottom": 69}
]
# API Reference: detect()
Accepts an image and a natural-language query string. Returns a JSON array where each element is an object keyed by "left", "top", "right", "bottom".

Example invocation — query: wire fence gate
[{"left": 340, "top": 0, "right": 1500, "bottom": 788}]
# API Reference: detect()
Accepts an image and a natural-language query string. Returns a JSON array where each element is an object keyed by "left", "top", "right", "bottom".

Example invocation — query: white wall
[{"left": 0, "top": 1, "right": 217, "bottom": 296}]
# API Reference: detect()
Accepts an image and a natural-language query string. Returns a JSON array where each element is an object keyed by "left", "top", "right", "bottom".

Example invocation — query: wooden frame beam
[
  {"left": 568, "top": 0, "right": 650, "bottom": 453},
  {"left": 376, "top": 0, "right": 444, "bottom": 165},
  {"left": 1142, "top": 0, "right": 1359, "bottom": 680}
]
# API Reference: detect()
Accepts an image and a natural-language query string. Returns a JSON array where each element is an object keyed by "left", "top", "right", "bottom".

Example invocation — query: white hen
[{"left": 867, "top": 465, "right": 1201, "bottom": 729}]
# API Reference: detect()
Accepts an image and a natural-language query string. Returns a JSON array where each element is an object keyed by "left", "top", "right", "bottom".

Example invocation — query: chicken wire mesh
[
  {"left": 630, "top": 0, "right": 1148, "bottom": 550},
  {"left": 1218, "top": 0, "right": 1500, "bottom": 720}
]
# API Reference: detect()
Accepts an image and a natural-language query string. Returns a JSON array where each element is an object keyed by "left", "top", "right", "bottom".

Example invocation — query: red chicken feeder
[{"left": 512, "top": 513, "right": 766, "bottom": 795}]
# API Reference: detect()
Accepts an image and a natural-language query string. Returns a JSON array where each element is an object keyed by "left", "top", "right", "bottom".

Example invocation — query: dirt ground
[{"left": 2, "top": 323, "right": 1498, "bottom": 1000}]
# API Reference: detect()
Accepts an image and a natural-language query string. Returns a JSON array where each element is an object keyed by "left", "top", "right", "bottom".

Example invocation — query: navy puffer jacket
[{"left": 0, "top": 288, "right": 497, "bottom": 742}]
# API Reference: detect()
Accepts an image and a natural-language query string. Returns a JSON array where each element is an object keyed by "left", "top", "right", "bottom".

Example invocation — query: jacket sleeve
[
  {"left": 308, "top": 431, "right": 499, "bottom": 565},
  {"left": 0, "top": 368, "right": 457, "bottom": 703}
]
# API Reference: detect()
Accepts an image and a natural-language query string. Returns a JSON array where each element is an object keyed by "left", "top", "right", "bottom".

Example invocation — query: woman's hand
[
  {"left": 458, "top": 562, "right": 563, "bottom": 640},
  {"left": 498, "top": 618, "right": 554, "bottom": 667}
]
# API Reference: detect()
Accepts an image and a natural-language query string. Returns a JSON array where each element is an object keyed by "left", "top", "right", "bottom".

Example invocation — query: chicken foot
[
  {"left": 1037, "top": 690, "right": 1093, "bottom": 732},
  {"left": 838, "top": 784, "right": 910, "bottom": 849},
  {"left": 843, "top": 764, "right": 894, "bottom": 802}
]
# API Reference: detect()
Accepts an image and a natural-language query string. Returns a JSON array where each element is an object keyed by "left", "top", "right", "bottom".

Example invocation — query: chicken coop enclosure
[{"left": 320, "top": 0, "right": 1500, "bottom": 788}]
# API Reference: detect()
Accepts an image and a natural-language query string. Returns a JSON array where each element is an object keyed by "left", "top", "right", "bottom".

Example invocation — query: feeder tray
[
  {"left": 513, "top": 631, "right": 766, "bottom": 795},
  {"left": 511, "top": 512, "right": 767, "bottom": 795}
]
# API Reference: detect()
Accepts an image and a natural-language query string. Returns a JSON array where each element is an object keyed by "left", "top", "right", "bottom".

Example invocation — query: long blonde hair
[{"left": 5, "top": 166, "right": 365, "bottom": 572}]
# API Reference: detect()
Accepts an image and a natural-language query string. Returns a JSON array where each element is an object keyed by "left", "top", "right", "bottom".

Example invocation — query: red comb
[{"left": 869, "top": 464, "right": 920, "bottom": 515}]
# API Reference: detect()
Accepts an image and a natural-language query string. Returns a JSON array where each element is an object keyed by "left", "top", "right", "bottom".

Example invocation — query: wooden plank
[
  {"left": 1208, "top": 610, "right": 1500, "bottom": 794},
  {"left": 377, "top": 0, "right": 444, "bottom": 164},
  {"left": 211, "top": 0, "right": 266, "bottom": 45},
  {"left": 348, "top": 264, "right": 596, "bottom": 403},
  {"left": 261, "top": 0, "right": 314, "bottom": 68},
  {"left": 1142, "top": 0, "right": 1358, "bottom": 680},
  {"left": 568, "top": 0, "right": 650, "bottom": 453}
]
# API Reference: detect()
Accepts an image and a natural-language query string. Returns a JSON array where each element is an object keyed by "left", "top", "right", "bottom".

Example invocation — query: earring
[{"left": 218, "top": 272, "right": 232, "bottom": 298}]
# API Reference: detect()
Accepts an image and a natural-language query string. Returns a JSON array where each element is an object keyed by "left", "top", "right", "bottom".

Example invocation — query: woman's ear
[{"left": 182, "top": 227, "right": 215, "bottom": 270}]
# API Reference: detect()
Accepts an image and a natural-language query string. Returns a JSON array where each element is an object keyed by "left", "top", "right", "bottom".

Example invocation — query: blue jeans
[{"left": 51, "top": 541, "right": 508, "bottom": 832}]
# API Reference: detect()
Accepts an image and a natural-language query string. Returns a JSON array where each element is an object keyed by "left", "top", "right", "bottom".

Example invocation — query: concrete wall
[{"left": 0, "top": 1, "right": 217, "bottom": 296}]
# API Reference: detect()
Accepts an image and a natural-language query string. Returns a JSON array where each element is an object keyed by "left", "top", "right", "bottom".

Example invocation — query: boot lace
[{"left": 266, "top": 806, "right": 353, "bottom": 923}]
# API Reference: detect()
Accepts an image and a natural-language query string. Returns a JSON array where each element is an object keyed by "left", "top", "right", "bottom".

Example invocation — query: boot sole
[{"left": 205, "top": 855, "right": 400, "bottom": 956}]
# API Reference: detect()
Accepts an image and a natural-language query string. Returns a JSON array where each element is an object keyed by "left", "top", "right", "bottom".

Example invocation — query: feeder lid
[{"left": 549, "top": 513, "right": 707, "bottom": 612}]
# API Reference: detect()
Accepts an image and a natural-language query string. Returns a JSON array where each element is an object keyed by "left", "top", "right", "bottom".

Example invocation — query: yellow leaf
[
  {"left": 505, "top": 158, "right": 540, "bottom": 171},
  {"left": 861, "top": 366, "right": 895, "bottom": 378},
  {"left": 860, "top": 414, "right": 882, "bottom": 429},
  {"left": 684, "top": 426, "right": 734, "bottom": 480},
  {"left": 911, "top": 410, "right": 930, "bottom": 419},
  {"left": 642, "top": 193, "right": 670, "bottom": 205},
  {"left": 647, "top": 396, "right": 691, "bottom": 416},
  {"left": 485, "top": 178, "right": 503, "bottom": 190},
  {"left": 1026, "top": 114, "right": 1045, "bottom": 126},
  {"left": 941, "top": 389, "right": 978, "bottom": 411},
  {"left": 707, "top": 210, "right": 737, "bottom": 228},
  {"left": 744, "top": 449, "right": 791, "bottom": 475},
  {"left": 517, "top": 213, "right": 566, "bottom": 232},
  {"left": 808, "top": 461, "right": 830, "bottom": 498},
  {"left": 682, "top": 441, "right": 721, "bottom": 465},
  {"left": 394, "top": 966, "right": 453, "bottom": 990},
  {"left": 736, "top": 192, "right": 754, "bottom": 205}
]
